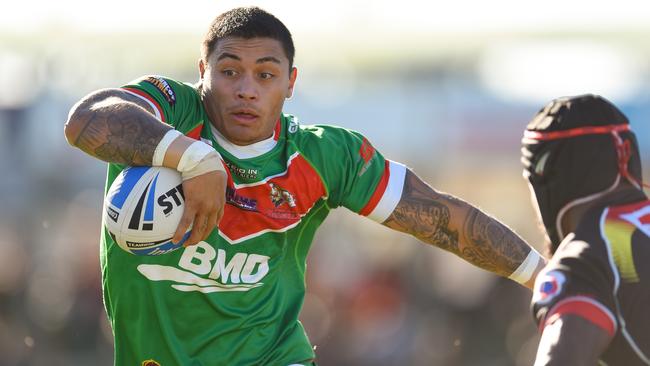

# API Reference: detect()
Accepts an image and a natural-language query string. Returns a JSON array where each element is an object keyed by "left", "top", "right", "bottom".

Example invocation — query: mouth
[{"left": 230, "top": 108, "right": 260, "bottom": 124}]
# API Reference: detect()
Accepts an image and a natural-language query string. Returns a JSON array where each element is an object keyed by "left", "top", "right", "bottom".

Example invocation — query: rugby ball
[{"left": 103, "top": 166, "right": 191, "bottom": 255}]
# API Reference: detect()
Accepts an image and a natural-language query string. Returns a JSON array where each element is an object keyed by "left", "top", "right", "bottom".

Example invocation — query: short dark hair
[{"left": 202, "top": 7, "right": 295, "bottom": 69}]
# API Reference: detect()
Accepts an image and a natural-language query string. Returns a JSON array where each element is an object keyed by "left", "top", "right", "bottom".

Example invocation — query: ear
[
  {"left": 286, "top": 67, "right": 298, "bottom": 99},
  {"left": 199, "top": 58, "right": 206, "bottom": 80}
]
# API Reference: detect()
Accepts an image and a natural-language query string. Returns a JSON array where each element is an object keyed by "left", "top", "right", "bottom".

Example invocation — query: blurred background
[{"left": 1, "top": 0, "right": 649, "bottom": 365}]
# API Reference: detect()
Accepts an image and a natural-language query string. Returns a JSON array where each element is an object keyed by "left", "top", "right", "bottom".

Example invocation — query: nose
[{"left": 236, "top": 74, "right": 258, "bottom": 101}]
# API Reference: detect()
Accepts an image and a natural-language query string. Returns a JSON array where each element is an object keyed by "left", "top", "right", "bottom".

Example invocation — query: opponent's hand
[{"left": 172, "top": 170, "right": 227, "bottom": 246}]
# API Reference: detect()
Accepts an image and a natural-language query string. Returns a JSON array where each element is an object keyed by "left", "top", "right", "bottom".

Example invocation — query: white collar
[{"left": 210, "top": 124, "right": 277, "bottom": 159}]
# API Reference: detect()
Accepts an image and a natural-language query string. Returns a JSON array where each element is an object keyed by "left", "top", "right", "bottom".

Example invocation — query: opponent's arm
[
  {"left": 383, "top": 169, "right": 545, "bottom": 288},
  {"left": 64, "top": 88, "right": 226, "bottom": 245},
  {"left": 534, "top": 314, "right": 612, "bottom": 366}
]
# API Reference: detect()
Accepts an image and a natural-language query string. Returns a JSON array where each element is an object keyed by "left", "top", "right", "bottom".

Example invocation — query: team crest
[
  {"left": 269, "top": 182, "right": 296, "bottom": 208},
  {"left": 141, "top": 360, "right": 161, "bottom": 366},
  {"left": 533, "top": 270, "right": 566, "bottom": 305}
]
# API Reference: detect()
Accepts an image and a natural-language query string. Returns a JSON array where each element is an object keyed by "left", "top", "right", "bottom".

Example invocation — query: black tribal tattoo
[
  {"left": 383, "top": 169, "right": 529, "bottom": 277},
  {"left": 67, "top": 89, "right": 170, "bottom": 166}
]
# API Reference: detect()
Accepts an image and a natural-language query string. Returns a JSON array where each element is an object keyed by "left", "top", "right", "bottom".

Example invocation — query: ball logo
[
  {"left": 157, "top": 184, "right": 184, "bottom": 216},
  {"left": 127, "top": 174, "right": 160, "bottom": 231},
  {"left": 533, "top": 270, "right": 566, "bottom": 305},
  {"left": 106, "top": 206, "right": 119, "bottom": 222},
  {"left": 141, "top": 360, "right": 160, "bottom": 366}
]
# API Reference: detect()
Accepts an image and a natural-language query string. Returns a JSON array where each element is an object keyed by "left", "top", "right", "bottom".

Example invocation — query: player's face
[{"left": 200, "top": 37, "right": 297, "bottom": 146}]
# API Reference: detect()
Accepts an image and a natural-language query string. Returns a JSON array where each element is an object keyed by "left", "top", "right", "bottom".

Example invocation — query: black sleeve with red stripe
[{"left": 532, "top": 228, "right": 618, "bottom": 337}]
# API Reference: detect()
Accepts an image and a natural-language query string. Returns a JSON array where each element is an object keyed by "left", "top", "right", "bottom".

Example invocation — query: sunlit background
[{"left": 1, "top": 1, "right": 649, "bottom": 365}]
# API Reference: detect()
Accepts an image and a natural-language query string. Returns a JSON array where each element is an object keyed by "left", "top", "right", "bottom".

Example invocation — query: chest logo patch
[
  {"left": 269, "top": 182, "right": 296, "bottom": 208},
  {"left": 533, "top": 270, "right": 566, "bottom": 305}
]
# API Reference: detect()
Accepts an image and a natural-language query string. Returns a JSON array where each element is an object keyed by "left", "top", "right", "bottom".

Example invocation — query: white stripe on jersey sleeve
[
  {"left": 122, "top": 89, "right": 163, "bottom": 120},
  {"left": 368, "top": 160, "right": 407, "bottom": 223}
]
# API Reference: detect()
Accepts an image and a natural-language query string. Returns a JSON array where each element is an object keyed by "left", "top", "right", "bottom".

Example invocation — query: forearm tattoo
[
  {"left": 69, "top": 91, "right": 169, "bottom": 166},
  {"left": 383, "top": 170, "right": 529, "bottom": 276}
]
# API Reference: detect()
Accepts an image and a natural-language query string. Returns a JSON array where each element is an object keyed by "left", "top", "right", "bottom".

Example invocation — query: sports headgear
[{"left": 521, "top": 94, "right": 644, "bottom": 253}]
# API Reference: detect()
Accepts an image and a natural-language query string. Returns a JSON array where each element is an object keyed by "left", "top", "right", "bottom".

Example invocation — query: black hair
[{"left": 202, "top": 7, "right": 295, "bottom": 70}]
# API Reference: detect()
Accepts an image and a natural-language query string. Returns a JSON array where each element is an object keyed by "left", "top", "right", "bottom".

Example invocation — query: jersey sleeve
[
  {"left": 532, "top": 232, "right": 618, "bottom": 338},
  {"left": 303, "top": 125, "right": 407, "bottom": 222},
  {"left": 121, "top": 75, "right": 204, "bottom": 139}
]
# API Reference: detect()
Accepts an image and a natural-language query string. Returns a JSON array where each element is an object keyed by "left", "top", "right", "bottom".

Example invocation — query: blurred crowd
[{"left": 0, "top": 31, "right": 649, "bottom": 366}]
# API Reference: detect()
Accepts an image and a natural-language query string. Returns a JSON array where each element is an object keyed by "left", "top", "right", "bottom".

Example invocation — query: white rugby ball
[{"left": 103, "top": 166, "right": 190, "bottom": 255}]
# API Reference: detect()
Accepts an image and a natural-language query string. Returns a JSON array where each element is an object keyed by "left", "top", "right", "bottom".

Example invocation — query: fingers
[
  {"left": 172, "top": 170, "right": 227, "bottom": 247},
  {"left": 173, "top": 206, "right": 195, "bottom": 244},
  {"left": 185, "top": 212, "right": 207, "bottom": 247},
  {"left": 204, "top": 210, "right": 220, "bottom": 242}
]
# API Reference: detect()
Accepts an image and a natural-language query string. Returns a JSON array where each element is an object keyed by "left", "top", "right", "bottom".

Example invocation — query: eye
[
  {"left": 222, "top": 69, "right": 237, "bottom": 77},
  {"left": 259, "top": 72, "right": 275, "bottom": 80}
]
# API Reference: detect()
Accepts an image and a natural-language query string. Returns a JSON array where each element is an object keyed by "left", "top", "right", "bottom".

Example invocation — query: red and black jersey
[{"left": 532, "top": 191, "right": 650, "bottom": 365}]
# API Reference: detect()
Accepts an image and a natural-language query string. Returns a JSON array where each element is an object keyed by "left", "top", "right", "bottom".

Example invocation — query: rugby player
[
  {"left": 64, "top": 6, "right": 545, "bottom": 365},
  {"left": 523, "top": 95, "right": 649, "bottom": 365}
]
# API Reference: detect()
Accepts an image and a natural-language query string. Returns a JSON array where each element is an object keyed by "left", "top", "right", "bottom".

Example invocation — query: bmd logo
[{"left": 137, "top": 242, "right": 269, "bottom": 293}]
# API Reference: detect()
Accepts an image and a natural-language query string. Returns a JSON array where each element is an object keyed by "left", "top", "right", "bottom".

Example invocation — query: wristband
[
  {"left": 509, "top": 249, "right": 543, "bottom": 284},
  {"left": 177, "top": 141, "right": 226, "bottom": 181},
  {"left": 152, "top": 129, "right": 182, "bottom": 166}
]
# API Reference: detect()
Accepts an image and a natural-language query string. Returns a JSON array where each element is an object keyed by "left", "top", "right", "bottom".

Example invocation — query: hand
[{"left": 172, "top": 170, "right": 227, "bottom": 246}]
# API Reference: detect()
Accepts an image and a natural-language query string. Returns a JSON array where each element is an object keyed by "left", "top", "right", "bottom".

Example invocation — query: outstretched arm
[
  {"left": 64, "top": 88, "right": 226, "bottom": 245},
  {"left": 382, "top": 169, "right": 545, "bottom": 288},
  {"left": 534, "top": 314, "right": 611, "bottom": 366}
]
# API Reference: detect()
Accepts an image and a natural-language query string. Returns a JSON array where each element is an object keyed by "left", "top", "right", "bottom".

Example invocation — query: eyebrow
[{"left": 216, "top": 53, "right": 282, "bottom": 65}]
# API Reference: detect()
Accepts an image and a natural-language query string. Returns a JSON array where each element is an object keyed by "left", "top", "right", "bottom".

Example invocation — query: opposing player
[
  {"left": 64, "top": 7, "right": 545, "bottom": 365},
  {"left": 522, "top": 95, "right": 650, "bottom": 365}
]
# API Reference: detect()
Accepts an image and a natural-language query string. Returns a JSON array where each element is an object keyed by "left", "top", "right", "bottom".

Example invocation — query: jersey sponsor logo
[
  {"left": 224, "top": 161, "right": 259, "bottom": 179},
  {"left": 533, "top": 270, "right": 566, "bottom": 305},
  {"left": 141, "top": 359, "right": 160, "bottom": 366},
  {"left": 137, "top": 241, "right": 268, "bottom": 292},
  {"left": 288, "top": 115, "right": 299, "bottom": 133},
  {"left": 357, "top": 137, "right": 376, "bottom": 177},
  {"left": 217, "top": 153, "right": 326, "bottom": 244},
  {"left": 144, "top": 76, "right": 176, "bottom": 106},
  {"left": 269, "top": 182, "right": 296, "bottom": 208},
  {"left": 226, "top": 186, "right": 258, "bottom": 211}
]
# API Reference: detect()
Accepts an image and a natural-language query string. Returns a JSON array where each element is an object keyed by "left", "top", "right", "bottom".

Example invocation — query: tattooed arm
[
  {"left": 383, "top": 169, "right": 545, "bottom": 288},
  {"left": 64, "top": 88, "right": 226, "bottom": 245},
  {"left": 64, "top": 88, "right": 171, "bottom": 165}
]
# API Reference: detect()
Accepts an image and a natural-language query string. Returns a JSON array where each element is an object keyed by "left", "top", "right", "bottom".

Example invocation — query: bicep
[
  {"left": 535, "top": 314, "right": 612, "bottom": 366},
  {"left": 65, "top": 88, "right": 170, "bottom": 165}
]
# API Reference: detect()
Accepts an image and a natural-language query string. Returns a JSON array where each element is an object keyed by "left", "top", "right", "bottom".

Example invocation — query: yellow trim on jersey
[{"left": 604, "top": 220, "right": 639, "bottom": 283}]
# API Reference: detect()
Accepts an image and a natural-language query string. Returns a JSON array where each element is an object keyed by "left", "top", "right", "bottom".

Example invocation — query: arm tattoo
[
  {"left": 383, "top": 172, "right": 461, "bottom": 254},
  {"left": 459, "top": 207, "right": 528, "bottom": 275},
  {"left": 383, "top": 169, "right": 529, "bottom": 277},
  {"left": 70, "top": 90, "right": 170, "bottom": 166}
]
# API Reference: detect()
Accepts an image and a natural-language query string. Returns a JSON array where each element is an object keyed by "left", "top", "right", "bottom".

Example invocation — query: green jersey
[{"left": 101, "top": 76, "right": 407, "bottom": 366}]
